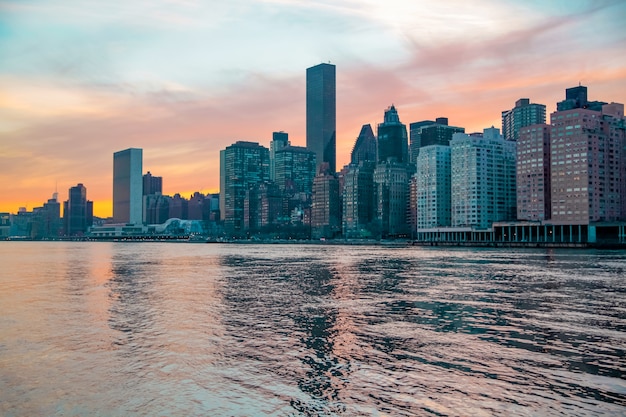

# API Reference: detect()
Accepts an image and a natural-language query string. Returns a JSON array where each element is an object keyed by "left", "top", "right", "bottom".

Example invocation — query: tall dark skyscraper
[
  {"left": 63, "top": 183, "right": 93, "bottom": 236},
  {"left": 350, "top": 124, "right": 377, "bottom": 165},
  {"left": 306, "top": 63, "right": 336, "bottom": 173},
  {"left": 377, "top": 105, "right": 408, "bottom": 164}
]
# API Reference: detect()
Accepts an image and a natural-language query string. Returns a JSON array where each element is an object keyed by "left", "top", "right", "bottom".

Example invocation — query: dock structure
[{"left": 414, "top": 222, "right": 626, "bottom": 248}]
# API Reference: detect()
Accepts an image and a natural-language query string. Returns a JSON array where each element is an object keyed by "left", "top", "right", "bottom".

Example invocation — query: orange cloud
[{"left": 1, "top": 1, "right": 625, "bottom": 218}]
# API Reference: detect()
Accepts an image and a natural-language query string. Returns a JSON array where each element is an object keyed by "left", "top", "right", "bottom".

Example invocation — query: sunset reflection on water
[{"left": 1, "top": 242, "right": 625, "bottom": 416}]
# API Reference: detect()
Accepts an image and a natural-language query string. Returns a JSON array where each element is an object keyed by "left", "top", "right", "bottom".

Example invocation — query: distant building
[
  {"left": 501, "top": 99, "right": 546, "bottom": 141},
  {"left": 373, "top": 161, "right": 410, "bottom": 238},
  {"left": 142, "top": 171, "right": 165, "bottom": 224},
  {"left": 516, "top": 124, "right": 551, "bottom": 221},
  {"left": 270, "top": 131, "right": 289, "bottom": 181},
  {"left": 450, "top": 128, "right": 516, "bottom": 228},
  {"left": 205, "top": 193, "right": 221, "bottom": 223},
  {"left": 409, "top": 118, "right": 464, "bottom": 163},
  {"left": 409, "top": 120, "right": 435, "bottom": 165},
  {"left": 0, "top": 212, "right": 10, "bottom": 238},
  {"left": 245, "top": 182, "right": 282, "bottom": 232},
  {"left": 311, "top": 163, "right": 341, "bottom": 239},
  {"left": 377, "top": 105, "right": 409, "bottom": 164},
  {"left": 40, "top": 194, "right": 62, "bottom": 238},
  {"left": 342, "top": 161, "right": 376, "bottom": 238},
  {"left": 143, "top": 193, "right": 170, "bottom": 224},
  {"left": 10, "top": 209, "right": 35, "bottom": 238},
  {"left": 4, "top": 194, "right": 62, "bottom": 239},
  {"left": 169, "top": 193, "right": 188, "bottom": 220},
  {"left": 549, "top": 101, "right": 625, "bottom": 224},
  {"left": 63, "top": 183, "right": 93, "bottom": 236},
  {"left": 350, "top": 124, "right": 377, "bottom": 165},
  {"left": 113, "top": 148, "right": 143, "bottom": 224},
  {"left": 408, "top": 176, "right": 418, "bottom": 234},
  {"left": 306, "top": 63, "right": 336, "bottom": 173},
  {"left": 274, "top": 145, "right": 316, "bottom": 195},
  {"left": 220, "top": 141, "right": 270, "bottom": 236},
  {"left": 186, "top": 192, "right": 205, "bottom": 221},
  {"left": 556, "top": 85, "right": 606, "bottom": 112},
  {"left": 143, "top": 171, "right": 163, "bottom": 195},
  {"left": 415, "top": 145, "right": 452, "bottom": 229}
]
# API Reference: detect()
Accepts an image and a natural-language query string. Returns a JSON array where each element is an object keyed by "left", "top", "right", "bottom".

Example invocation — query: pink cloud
[{"left": 2, "top": 1, "right": 625, "bottom": 217}]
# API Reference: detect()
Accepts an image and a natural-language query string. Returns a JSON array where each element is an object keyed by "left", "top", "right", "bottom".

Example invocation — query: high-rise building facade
[
  {"left": 311, "top": 163, "right": 341, "bottom": 239},
  {"left": 270, "top": 131, "right": 289, "bottom": 181},
  {"left": 556, "top": 85, "right": 606, "bottom": 112},
  {"left": 64, "top": 183, "right": 93, "bottom": 236},
  {"left": 274, "top": 145, "right": 316, "bottom": 195},
  {"left": 143, "top": 193, "right": 169, "bottom": 224},
  {"left": 516, "top": 124, "right": 551, "bottom": 221},
  {"left": 450, "top": 128, "right": 516, "bottom": 228},
  {"left": 502, "top": 98, "right": 546, "bottom": 141},
  {"left": 220, "top": 141, "right": 270, "bottom": 235},
  {"left": 113, "top": 148, "right": 143, "bottom": 224},
  {"left": 549, "top": 102, "right": 625, "bottom": 224},
  {"left": 409, "top": 120, "right": 435, "bottom": 164},
  {"left": 245, "top": 182, "right": 282, "bottom": 232},
  {"left": 408, "top": 176, "right": 417, "bottom": 234},
  {"left": 350, "top": 124, "right": 377, "bottom": 165},
  {"left": 342, "top": 161, "right": 376, "bottom": 238},
  {"left": 188, "top": 192, "right": 205, "bottom": 221},
  {"left": 41, "top": 194, "right": 62, "bottom": 238},
  {"left": 377, "top": 105, "right": 408, "bottom": 164},
  {"left": 205, "top": 193, "right": 221, "bottom": 223},
  {"left": 25, "top": 193, "right": 63, "bottom": 239},
  {"left": 143, "top": 171, "right": 163, "bottom": 195},
  {"left": 415, "top": 145, "right": 451, "bottom": 229},
  {"left": 306, "top": 63, "right": 336, "bottom": 173},
  {"left": 373, "top": 161, "right": 410, "bottom": 238},
  {"left": 410, "top": 118, "right": 463, "bottom": 164}
]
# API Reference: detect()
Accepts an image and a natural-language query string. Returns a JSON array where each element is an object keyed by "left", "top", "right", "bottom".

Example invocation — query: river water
[{"left": 1, "top": 242, "right": 625, "bottom": 416}]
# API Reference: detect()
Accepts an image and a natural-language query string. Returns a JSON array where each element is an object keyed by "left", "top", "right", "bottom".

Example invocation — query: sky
[{"left": 1, "top": 0, "right": 625, "bottom": 218}]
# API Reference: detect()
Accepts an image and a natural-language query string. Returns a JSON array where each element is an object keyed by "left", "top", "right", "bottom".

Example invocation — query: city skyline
[{"left": 1, "top": 1, "right": 626, "bottom": 218}]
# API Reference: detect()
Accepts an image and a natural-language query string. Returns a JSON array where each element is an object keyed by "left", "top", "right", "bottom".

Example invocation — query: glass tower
[
  {"left": 64, "top": 183, "right": 93, "bottom": 235},
  {"left": 220, "top": 141, "right": 270, "bottom": 236},
  {"left": 377, "top": 105, "right": 408, "bottom": 164},
  {"left": 306, "top": 63, "right": 336, "bottom": 173},
  {"left": 350, "top": 124, "right": 377, "bottom": 165},
  {"left": 113, "top": 148, "right": 143, "bottom": 224}
]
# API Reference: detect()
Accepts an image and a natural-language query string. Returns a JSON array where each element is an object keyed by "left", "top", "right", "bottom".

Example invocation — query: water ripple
[{"left": 1, "top": 242, "right": 625, "bottom": 416}]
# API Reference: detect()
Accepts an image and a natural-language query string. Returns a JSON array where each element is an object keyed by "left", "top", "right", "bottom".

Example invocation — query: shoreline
[{"left": 2, "top": 237, "right": 625, "bottom": 249}]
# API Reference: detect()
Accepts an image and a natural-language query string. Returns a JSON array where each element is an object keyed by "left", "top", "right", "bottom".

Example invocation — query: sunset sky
[{"left": 1, "top": 0, "right": 625, "bottom": 218}]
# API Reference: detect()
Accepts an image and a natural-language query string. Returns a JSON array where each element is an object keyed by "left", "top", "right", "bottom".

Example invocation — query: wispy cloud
[{"left": 1, "top": 0, "right": 625, "bottom": 216}]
